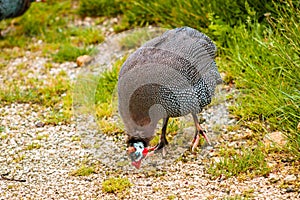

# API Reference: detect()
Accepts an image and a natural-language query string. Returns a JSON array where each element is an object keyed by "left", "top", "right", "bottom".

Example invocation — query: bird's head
[
  {"left": 127, "top": 139, "right": 155, "bottom": 169},
  {"left": 124, "top": 123, "right": 157, "bottom": 169}
]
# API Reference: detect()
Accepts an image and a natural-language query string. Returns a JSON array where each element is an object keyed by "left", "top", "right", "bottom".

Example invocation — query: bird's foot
[
  {"left": 147, "top": 139, "right": 168, "bottom": 157},
  {"left": 191, "top": 130, "right": 211, "bottom": 151},
  {"left": 153, "top": 142, "right": 168, "bottom": 157}
]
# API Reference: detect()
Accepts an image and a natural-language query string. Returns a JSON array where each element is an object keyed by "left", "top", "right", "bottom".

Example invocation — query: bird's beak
[
  {"left": 127, "top": 146, "right": 136, "bottom": 154},
  {"left": 132, "top": 159, "right": 142, "bottom": 169}
]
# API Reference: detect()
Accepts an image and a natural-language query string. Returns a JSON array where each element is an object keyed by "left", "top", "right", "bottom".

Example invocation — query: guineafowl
[
  {"left": 118, "top": 27, "right": 222, "bottom": 169},
  {"left": 0, "top": 0, "right": 44, "bottom": 21}
]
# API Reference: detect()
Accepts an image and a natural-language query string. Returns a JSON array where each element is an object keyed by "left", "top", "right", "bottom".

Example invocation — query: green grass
[
  {"left": 208, "top": 144, "right": 271, "bottom": 179},
  {"left": 94, "top": 58, "right": 122, "bottom": 105},
  {"left": 0, "top": 0, "right": 104, "bottom": 62},
  {"left": 0, "top": 0, "right": 104, "bottom": 126},
  {"left": 221, "top": 2, "right": 300, "bottom": 156},
  {"left": 118, "top": 28, "right": 166, "bottom": 50},
  {"left": 0, "top": 69, "right": 72, "bottom": 124},
  {"left": 73, "top": 56, "right": 125, "bottom": 135},
  {"left": 102, "top": 177, "right": 132, "bottom": 194},
  {"left": 78, "top": 0, "right": 125, "bottom": 17},
  {"left": 94, "top": 57, "right": 127, "bottom": 135},
  {"left": 112, "top": 0, "right": 300, "bottom": 157},
  {"left": 0, "top": 0, "right": 298, "bottom": 184},
  {"left": 52, "top": 44, "right": 94, "bottom": 63},
  {"left": 75, "top": 2, "right": 300, "bottom": 182},
  {"left": 77, "top": 0, "right": 299, "bottom": 147}
]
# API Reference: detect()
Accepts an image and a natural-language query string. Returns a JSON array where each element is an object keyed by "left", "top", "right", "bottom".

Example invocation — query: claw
[
  {"left": 146, "top": 141, "right": 167, "bottom": 156},
  {"left": 191, "top": 134, "right": 200, "bottom": 152},
  {"left": 191, "top": 130, "right": 211, "bottom": 151},
  {"left": 162, "top": 147, "right": 167, "bottom": 157}
]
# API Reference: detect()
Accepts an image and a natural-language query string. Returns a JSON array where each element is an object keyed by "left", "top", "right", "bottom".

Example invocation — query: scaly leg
[
  {"left": 154, "top": 117, "right": 169, "bottom": 156},
  {"left": 191, "top": 113, "right": 211, "bottom": 151}
]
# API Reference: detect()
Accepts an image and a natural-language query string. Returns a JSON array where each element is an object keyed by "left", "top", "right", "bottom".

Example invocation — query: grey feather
[{"left": 118, "top": 27, "right": 222, "bottom": 143}]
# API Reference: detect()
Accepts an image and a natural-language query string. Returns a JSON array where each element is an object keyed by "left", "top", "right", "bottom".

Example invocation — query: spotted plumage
[{"left": 118, "top": 27, "right": 222, "bottom": 168}]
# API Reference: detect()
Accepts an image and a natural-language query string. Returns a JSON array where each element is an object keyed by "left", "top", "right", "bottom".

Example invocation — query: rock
[
  {"left": 284, "top": 174, "right": 297, "bottom": 183},
  {"left": 286, "top": 187, "right": 295, "bottom": 193},
  {"left": 76, "top": 55, "right": 93, "bottom": 67},
  {"left": 263, "top": 131, "right": 287, "bottom": 147},
  {"left": 35, "top": 121, "right": 45, "bottom": 128},
  {"left": 269, "top": 173, "right": 280, "bottom": 183}
]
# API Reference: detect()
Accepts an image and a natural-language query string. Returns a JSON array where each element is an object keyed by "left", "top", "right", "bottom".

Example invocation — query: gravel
[{"left": 0, "top": 26, "right": 299, "bottom": 199}]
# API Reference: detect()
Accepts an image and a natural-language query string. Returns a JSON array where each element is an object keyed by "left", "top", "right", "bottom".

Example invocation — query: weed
[
  {"left": 102, "top": 177, "right": 132, "bottom": 194},
  {"left": 35, "top": 134, "right": 49, "bottom": 140},
  {"left": 149, "top": 134, "right": 160, "bottom": 147},
  {"left": 71, "top": 136, "right": 81, "bottom": 142},
  {"left": 242, "top": 188, "right": 255, "bottom": 199},
  {"left": 167, "top": 118, "right": 182, "bottom": 136},
  {"left": 223, "top": 196, "right": 248, "bottom": 200},
  {"left": 116, "top": 160, "right": 130, "bottom": 167},
  {"left": 150, "top": 118, "right": 184, "bottom": 147},
  {"left": 95, "top": 103, "right": 115, "bottom": 119},
  {"left": 70, "top": 165, "right": 95, "bottom": 176},
  {"left": 13, "top": 154, "right": 25, "bottom": 163},
  {"left": 7, "top": 184, "right": 15, "bottom": 190},
  {"left": 167, "top": 195, "right": 176, "bottom": 200},
  {"left": 0, "top": 133, "right": 8, "bottom": 140},
  {"left": 0, "top": 126, "right": 5, "bottom": 133},
  {"left": 97, "top": 119, "right": 124, "bottom": 136},
  {"left": 226, "top": 125, "right": 241, "bottom": 132},
  {"left": 26, "top": 142, "right": 42, "bottom": 150}
]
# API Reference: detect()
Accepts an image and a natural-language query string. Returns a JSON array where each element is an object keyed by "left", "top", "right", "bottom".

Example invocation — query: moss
[
  {"left": 35, "top": 134, "right": 49, "bottom": 140},
  {"left": 26, "top": 143, "right": 42, "bottom": 150},
  {"left": 71, "top": 136, "right": 81, "bottom": 142},
  {"left": 102, "top": 177, "right": 132, "bottom": 194},
  {"left": 70, "top": 165, "right": 95, "bottom": 176}
]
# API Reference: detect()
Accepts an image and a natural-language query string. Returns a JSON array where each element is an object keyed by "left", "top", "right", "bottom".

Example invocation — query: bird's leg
[
  {"left": 191, "top": 114, "right": 211, "bottom": 151},
  {"left": 154, "top": 117, "right": 169, "bottom": 156}
]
